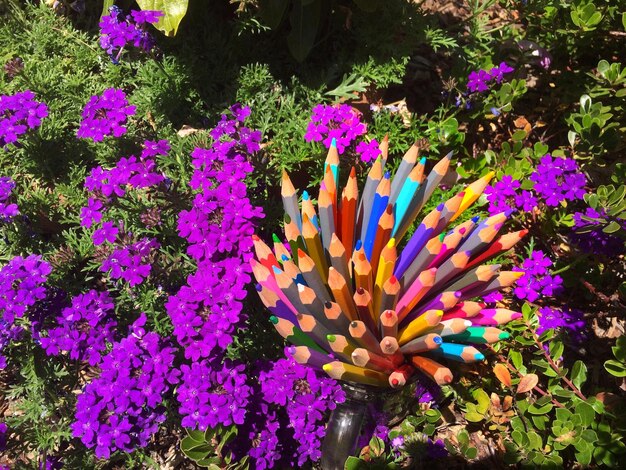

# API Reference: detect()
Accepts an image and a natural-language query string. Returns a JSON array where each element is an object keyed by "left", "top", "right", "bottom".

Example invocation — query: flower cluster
[
  {"left": 513, "top": 250, "right": 563, "bottom": 302},
  {"left": 305, "top": 104, "right": 379, "bottom": 161},
  {"left": 72, "top": 316, "right": 179, "bottom": 459},
  {"left": 77, "top": 88, "right": 136, "bottom": 142},
  {"left": 39, "top": 290, "right": 116, "bottom": 366},
  {"left": 0, "top": 90, "right": 48, "bottom": 147},
  {"left": 166, "top": 105, "right": 263, "bottom": 361},
  {"left": 0, "top": 255, "right": 51, "bottom": 368},
  {"left": 177, "top": 359, "right": 251, "bottom": 430},
  {"left": 99, "top": 6, "right": 163, "bottom": 63},
  {"left": 83, "top": 140, "right": 167, "bottom": 201},
  {"left": 537, "top": 306, "right": 586, "bottom": 342},
  {"left": 101, "top": 238, "right": 159, "bottom": 286},
  {"left": 484, "top": 175, "right": 538, "bottom": 215},
  {"left": 467, "top": 62, "right": 514, "bottom": 93},
  {"left": 571, "top": 207, "right": 626, "bottom": 256},
  {"left": 256, "top": 355, "right": 345, "bottom": 467},
  {"left": 0, "top": 177, "right": 19, "bottom": 222},
  {"left": 529, "top": 154, "right": 586, "bottom": 207}
]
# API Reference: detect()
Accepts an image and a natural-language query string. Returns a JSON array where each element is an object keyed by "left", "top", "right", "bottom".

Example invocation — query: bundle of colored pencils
[{"left": 252, "top": 138, "right": 527, "bottom": 388}]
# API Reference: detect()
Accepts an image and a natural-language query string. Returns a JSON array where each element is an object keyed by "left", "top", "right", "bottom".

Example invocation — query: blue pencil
[{"left": 363, "top": 172, "right": 391, "bottom": 260}]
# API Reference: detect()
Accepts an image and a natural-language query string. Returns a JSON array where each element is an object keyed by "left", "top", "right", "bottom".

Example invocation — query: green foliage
[
  {"left": 605, "top": 337, "right": 626, "bottom": 377},
  {"left": 137, "top": 0, "right": 189, "bottom": 36},
  {"left": 180, "top": 426, "right": 246, "bottom": 469}
]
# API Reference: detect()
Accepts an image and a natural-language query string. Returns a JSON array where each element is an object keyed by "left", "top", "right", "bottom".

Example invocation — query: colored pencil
[
  {"left": 465, "top": 229, "right": 528, "bottom": 270},
  {"left": 364, "top": 172, "right": 391, "bottom": 260},
  {"left": 379, "top": 336, "right": 404, "bottom": 365},
  {"left": 353, "top": 288, "right": 377, "bottom": 335},
  {"left": 323, "top": 361, "right": 390, "bottom": 387},
  {"left": 297, "top": 248, "right": 332, "bottom": 303},
  {"left": 323, "top": 300, "right": 352, "bottom": 334},
  {"left": 396, "top": 268, "right": 437, "bottom": 322},
  {"left": 379, "top": 309, "right": 398, "bottom": 339},
  {"left": 281, "top": 170, "right": 302, "bottom": 231},
  {"left": 251, "top": 259, "right": 299, "bottom": 324},
  {"left": 379, "top": 134, "right": 389, "bottom": 165},
  {"left": 351, "top": 348, "right": 395, "bottom": 374},
  {"left": 461, "top": 271, "right": 525, "bottom": 300},
  {"left": 340, "top": 167, "right": 359, "bottom": 254},
  {"left": 409, "top": 291, "right": 461, "bottom": 322},
  {"left": 323, "top": 165, "right": 338, "bottom": 229},
  {"left": 349, "top": 320, "right": 383, "bottom": 354},
  {"left": 399, "top": 333, "right": 442, "bottom": 354},
  {"left": 429, "top": 342, "right": 485, "bottom": 363},
  {"left": 284, "top": 214, "right": 305, "bottom": 262},
  {"left": 410, "top": 355, "right": 453, "bottom": 385},
  {"left": 282, "top": 256, "right": 306, "bottom": 285},
  {"left": 401, "top": 236, "right": 442, "bottom": 288},
  {"left": 449, "top": 171, "right": 495, "bottom": 222},
  {"left": 435, "top": 191, "right": 465, "bottom": 234},
  {"left": 393, "top": 156, "right": 426, "bottom": 235},
  {"left": 273, "top": 265, "right": 310, "bottom": 315},
  {"left": 252, "top": 234, "right": 279, "bottom": 271},
  {"left": 255, "top": 284, "right": 297, "bottom": 323},
  {"left": 302, "top": 213, "right": 328, "bottom": 282},
  {"left": 380, "top": 275, "right": 401, "bottom": 313},
  {"left": 398, "top": 309, "right": 443, "bottom": 345},
  {"left": 443, "top": 264, "right": 500, "bottom": 294},
  {"left": 270, "top": 316, "right": 326, "bottom": 353},
  {"left": 358, "top": 157, "right": 383, "bottom": 241},
  {"left": 428, "top": 318, "right": 472, "bottom": 337},
  {"left": 370, "top": 204, "right": 394, "bottom": 275},
  {"left": 318, "top": 186, "right": 335, "bottom": 253},
  {"left": 373, "top": 238, "right": 396, "bottom": 315},
  {"left": 272, "top": 233, "right": 291, "bottom": 262},
  {"left": 471, "top": 309, "right": 522, "bottom": 326},
  {"left": 389, "top": 141, "right": 420, "bottom": 207},
  {"left": 441, "top": 301, "right": 485, "bottom": 321},
  {"left": 301, "top": 190, "right": 319, "bottom": 230},
  {"left": 324, "top": 138, "right": 340, "bottom": 190},
  {"left": 446, "top": 326, "right": 510, "bottom": 344},
  {"left": 297, "top": 312, "right": 333, "bottom": 347},
  {"left": 389, "top": 364, "right": 415, "bottom": 388},
  {"left": 327, "top": 334, "right": 358, "bottom": 362},
  {"left": 395, "top": 152, "right": 451, "bottom": 240},
  {"left": 328, "top": 267, "right": 358, "bottom": 321},
  {"left": 394, "top": 204, "right": 442, "bottom": 279},
  {"left": 353, "top": 250, "right": 374, "bottom": 296},
  {"left": 288, "top": 345, "right": 333, "bottom": 369},
  {"left": 297, "top": 283, "right": 326, "bottom": 319},
  {"left": 329, "top": 233, "right": 351, "bottom": 289}
]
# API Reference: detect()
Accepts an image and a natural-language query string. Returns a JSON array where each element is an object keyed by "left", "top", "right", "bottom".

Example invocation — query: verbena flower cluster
[
  {"left": 166, "top": 105, "right": 263, "bottom": 361},
  {"left": 0, "top": 176, "right": 19, "bottom": 222},
  {"left": 304, "top": 104, "right": 380, "bottom": 162},
  {"left": 101, "top": 237, "right": 160, "bottom": 286},
  {"left": 484, "top": 174, "right": 538, "bottom": 215},
  {"left": 571, "top": 207, "right": 626, "bottom": 256},
  {"left": 467, "top": 62, "right": 514, "bottom": 93},
  {"left": 529, "top": 154, "right": 586, "bottom": 207},
  {"left": 39, "top": 290, "right": 116, "bottom": 366},
  {"left": 77, "top": 88, "right": 136, "bottom": 142},
  {"left": 513, "top": 250, "right": 563, "bottom": 302},
  {"left": 176, "top": 359, "right": 251, "bottom": 430},
  {"left": 537, "top": 306, "right": 586, "bottom": 342},
  {"left": 0, "top": 255, "right": 51, "bottom": 369},
  {"left": 253, "top": 355, "right": 345, "bottom": 467},
  {"left": 99, "top": 6, "right": 163, "bottom": 63},
  {"left": 0, "top": 90, "right": 48, "bottom": 147},
  {"left": 72, "top": 315, "right": 179, "bottom": 459}
]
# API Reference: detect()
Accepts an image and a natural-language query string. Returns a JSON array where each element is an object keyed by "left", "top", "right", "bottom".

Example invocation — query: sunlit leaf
[
  {"left": 137, "top": 0, "right": 189, "bottom": 37},
  {"left": 517, "top": 373, "right": 539, "bottom": 394}
]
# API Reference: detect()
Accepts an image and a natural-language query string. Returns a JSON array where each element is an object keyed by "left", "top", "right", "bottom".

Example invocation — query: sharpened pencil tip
[
  {"left": 443, "top": 375, "right": 453, "bottom": 383},
  {"left": 433, "top": 335, "right": 443, "bottom": 344},
  {"left": 499, "top": 332, "right": 510, "bottom": 340},
  {"left": 475, "top": 352, "right": 485, "bottom": 361},
  {"left": 302, "top": 190, "right": 309, "bottom": 199},
  {"left": 330, "top": 137, "right": 337, "bottom": 148},
  {"left": 419, "top": 156, "right": 427, "bottom": 165},
  {"left": 322, "top": 364, "right": 332, "bottom": 372},
  {"left": 391, "top": 378, "right": 399, "bottom": 386},
  {"left": 355, "top": 240, "right": 362, "bottom": 250},
  {"left": 286, "top": 345, "right": 296, "bottom": 355},
  {"left": 269, "top": 316, "right": 278, "bottom": 324}
]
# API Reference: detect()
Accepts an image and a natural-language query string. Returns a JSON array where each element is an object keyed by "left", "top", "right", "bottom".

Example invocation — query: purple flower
[
  {"left": 77, "top": 88, "right": 136, "bottom": 142},
  {"left": 529, "top": 154, "right": 587, "bottom": 206},
  {"left": 79, "top": 197, "right": 104, "bottom": 228},
  {"left": 101, "top": 238, "right": 159, "bottom": 286},
  {"left": 0, "top": 176, "right": 19, "bottom": 222},
  {"left": 99, "top": 6, "right": 163, "bottom": 62},
  {"left": 356, "top": 139, "right": 382, "bottom": 163},
  {"left": 304, "top": 104, "right": 367, "bottom": 154},
  {"left": 513, "top": 250, "right": 563, "bottom": 302},
  {"left": 467, "top": 62, "right": 514, "bottom": 93},
  {"left": 0, "top": 90, "right": 48, "bottom": 147},
  {"left": 570, "top": 207, "right": 625, "bottom": 256},
  {"left": 484, "top": 175, "right": 522, "bottom": 215},
  {"left": 92, "top": 221, "right": 118, "bottom": 245},
  {"left": 0, "top": 422, "right": 6, "bottom": 452},
  {"left": 537, "top": 306, "right": 586, "bottom": 342}
]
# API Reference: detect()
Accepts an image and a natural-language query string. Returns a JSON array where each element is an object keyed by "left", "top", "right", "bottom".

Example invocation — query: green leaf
[
  {"left": 604, "top": 359, "right": 626, "bottom": 377},
  {"left": 136, "top": 0, "right": 189, "bottom": 37},
  {"left": 465, "top": 412, "right": 485, "bottom": 423},
  {"left": 472, "top": 388, "right": 491, "bottom": 413},
  {"left": 575, "top": 402, "right": 595, "bottom": 427},
  {"left": 101, "top": 0, "right": 115, "bottom": 18},
  {"left": 465, "top": 446, "right": 478, "bottom": 459},
  {"left": 344, "top": 456, "right": 365, "bottom": 470},
  {"left": 286, "top": 0, "right": 321, "bottom": 62},
  {"left": 528, "top": 403, "right": 554, "bottom": 415},
  {"left": 570, "top": 361, "right": 587, "bottom": 389},
  {"left": 369, "top": 436, "right": 385, "bottom": 457},
  {"left": 622, "top": 12, "right": 626, "bottom": 31}
]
